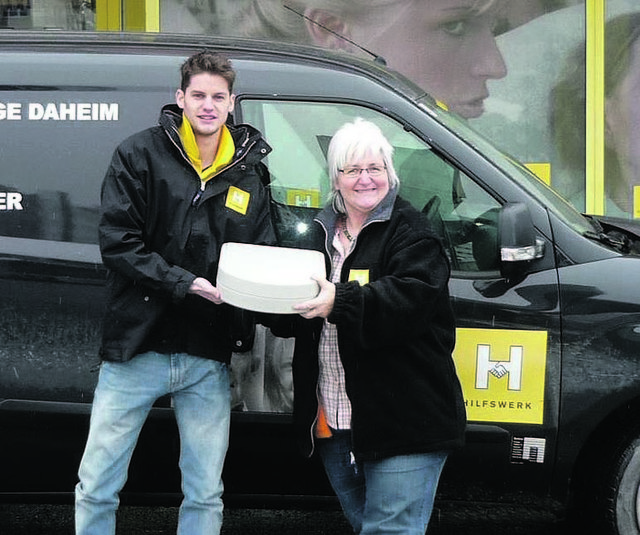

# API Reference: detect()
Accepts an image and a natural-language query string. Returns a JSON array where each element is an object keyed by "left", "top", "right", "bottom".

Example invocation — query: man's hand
[
  {"left": 293, "top": 276, "right": 335, "bottom": 319},
  {"left": 189, "top": 277, "right": 223, "bottom": 304}
]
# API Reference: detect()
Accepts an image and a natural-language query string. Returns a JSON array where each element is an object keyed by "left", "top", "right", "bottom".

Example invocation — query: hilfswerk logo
[
  {"left": 452, "top": 328, "right": 548, "bottom": 425},
  {"left": 475, "top": 344, "right": 523, "bottom": 390}
]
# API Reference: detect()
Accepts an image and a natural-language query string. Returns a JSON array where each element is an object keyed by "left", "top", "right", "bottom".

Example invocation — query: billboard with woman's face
[
  {"left": 178, "top": 0, "right": 639, "bottom": 219},
  {"left": 5, "top": 0, "right": 640, "bottom": 218}
]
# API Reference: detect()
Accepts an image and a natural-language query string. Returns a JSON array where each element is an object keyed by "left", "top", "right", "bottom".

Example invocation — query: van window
[{"left": 241, "top": 99, "right": 503, "bottom": 274}]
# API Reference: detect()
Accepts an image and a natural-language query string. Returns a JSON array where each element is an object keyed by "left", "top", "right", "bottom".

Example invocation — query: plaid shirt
[{"left": 317, "top": 228, "right": 353, "bottom": 430}]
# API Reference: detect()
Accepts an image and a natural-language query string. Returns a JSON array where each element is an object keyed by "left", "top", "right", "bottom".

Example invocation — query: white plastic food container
[{"left": 217, "top": 243, "right": 326, "bottom": 313}]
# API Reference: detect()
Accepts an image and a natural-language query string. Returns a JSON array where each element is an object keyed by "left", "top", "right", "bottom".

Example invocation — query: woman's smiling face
[{"left": 336, "top": 151, "right": 390, "bottom": 217}]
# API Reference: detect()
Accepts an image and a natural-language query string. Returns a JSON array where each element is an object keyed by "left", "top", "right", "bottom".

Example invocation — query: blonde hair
[{"left": 234, "top": 0, "right": 497, "bottom": 43}]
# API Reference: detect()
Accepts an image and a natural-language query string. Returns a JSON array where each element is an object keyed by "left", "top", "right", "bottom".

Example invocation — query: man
[{"left": 75, "top": 50, "right": 275, "bottom": 535}]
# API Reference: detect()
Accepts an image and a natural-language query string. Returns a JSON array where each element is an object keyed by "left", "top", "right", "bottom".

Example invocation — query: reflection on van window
[{"left": 0, "top": 114, "right": 109, "bottom": 243}]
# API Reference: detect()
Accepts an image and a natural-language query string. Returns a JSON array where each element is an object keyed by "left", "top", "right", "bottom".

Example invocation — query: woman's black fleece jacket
[{"left": 285, "top": 191, "right": 466, "bottom": 462}]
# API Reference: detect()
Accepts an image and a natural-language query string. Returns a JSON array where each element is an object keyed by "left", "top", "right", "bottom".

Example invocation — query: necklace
[{"left": 341, "top": 216, "right": 355, "bottom": 242}]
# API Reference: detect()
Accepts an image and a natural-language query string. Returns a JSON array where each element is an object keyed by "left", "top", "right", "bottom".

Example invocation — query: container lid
[{"left": 217, "top": 243, "right": 326, "bottom": 313}]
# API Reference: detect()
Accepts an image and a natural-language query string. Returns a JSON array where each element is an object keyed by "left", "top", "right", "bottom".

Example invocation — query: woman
[
  {"left": 289, "top": 118, "right": 466, "bottom": 534},
  {"left": 234, "top": 0, "right": 507, "bottom": 119}
]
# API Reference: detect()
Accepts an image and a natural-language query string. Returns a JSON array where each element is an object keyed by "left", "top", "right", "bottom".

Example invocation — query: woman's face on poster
[{"left": 348, "top": 0, "right": 507, "bottom": 118}]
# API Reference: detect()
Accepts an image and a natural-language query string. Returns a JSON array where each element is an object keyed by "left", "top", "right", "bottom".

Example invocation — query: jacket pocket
[{"left": 100, "top": 282, "right": 167, "bottom": 362}]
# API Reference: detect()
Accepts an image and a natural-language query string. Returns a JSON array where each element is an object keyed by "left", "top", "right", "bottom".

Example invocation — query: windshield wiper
[
  {"left": 582, "top": 229, "right": 627, "bottom": 249},
  {"left": 582, "top": 215, "right": 630, "bottom": 252}
]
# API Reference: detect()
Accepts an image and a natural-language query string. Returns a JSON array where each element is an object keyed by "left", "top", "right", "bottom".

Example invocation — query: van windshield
[{"left": 418, "top": 99, "right": 597, "bottom": 238}]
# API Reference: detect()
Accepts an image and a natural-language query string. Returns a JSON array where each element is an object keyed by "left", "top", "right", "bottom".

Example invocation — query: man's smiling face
[{"left": 176, "top": 72, "right": 235, "bottom": 139}]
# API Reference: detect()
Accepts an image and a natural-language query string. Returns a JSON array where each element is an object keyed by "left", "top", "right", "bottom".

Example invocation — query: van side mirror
[{"left": 499, "top": 203, "right": 544, "bottom": 278}]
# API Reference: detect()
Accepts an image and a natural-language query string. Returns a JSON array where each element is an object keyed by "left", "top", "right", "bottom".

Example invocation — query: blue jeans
[
  {"left": 75, "top": 352, "right": 230, "bottom": 535},
  {"left": 317, "top": 430, "right": 448, "bottom": 535}
]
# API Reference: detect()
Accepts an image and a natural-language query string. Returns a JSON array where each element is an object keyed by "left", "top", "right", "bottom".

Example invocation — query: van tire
[
  {"left": 608, "top": 434, "right": 640, "bottom": 535},
  {"left": 579, "top": 427, "right": 640, "bottom": 535}
]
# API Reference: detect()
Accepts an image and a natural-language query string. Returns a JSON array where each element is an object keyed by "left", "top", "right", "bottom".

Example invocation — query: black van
[{"left": 2, "top": 31, "right": 640, "bottom": 534}]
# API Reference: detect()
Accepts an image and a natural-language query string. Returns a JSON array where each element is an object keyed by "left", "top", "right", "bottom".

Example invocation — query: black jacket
[
  {"left": 98, "top": 104, "right": 276, "bottom": 363},
  {"left": 290, "top": 192, "right": 466, "bottom": 461}
]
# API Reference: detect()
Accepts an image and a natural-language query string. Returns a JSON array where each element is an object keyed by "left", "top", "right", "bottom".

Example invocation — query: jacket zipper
[
  {"left": 189, "top": 141, "right": 258, "bottom": 206},
  {"left": 312, "top": 215, "right": 385, "bottom": 466},
  {"left": 307, "top": 388, "right": 322, "bottom": 458},
  {"left": 164, "top": 124, "right": 258, "bottom": 207},
  {"left": 191, "top": 182, "right": 205, "bottom": 206}
]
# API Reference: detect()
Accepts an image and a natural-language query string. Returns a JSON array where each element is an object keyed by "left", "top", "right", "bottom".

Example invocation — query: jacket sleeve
[
  {"left": 98, "top": 143, "right": 196, "bottom": 301},
  {"left": 328, "top": 215, "right": 451, "bottom": 349}
]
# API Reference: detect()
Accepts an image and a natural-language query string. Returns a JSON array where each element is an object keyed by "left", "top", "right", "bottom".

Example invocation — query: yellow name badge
[
  {"left": 226, "top": 186, "right": 250, "bottom": 215},
  {"left": 348, "top": 269, "right": 369, "bottom": 285},
  {"left": 452, "top": 328, "right": 548, "bottom": 425}
]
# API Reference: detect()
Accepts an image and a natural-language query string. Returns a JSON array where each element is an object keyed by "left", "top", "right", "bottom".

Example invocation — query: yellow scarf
[{"left": 178, "top": 115, "right": 235, "bottom": 183}]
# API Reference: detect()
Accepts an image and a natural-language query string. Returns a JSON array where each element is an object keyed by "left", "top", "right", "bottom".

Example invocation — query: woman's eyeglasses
[{"left": 338, "top": 165, "right": 387, "bottom": 178}]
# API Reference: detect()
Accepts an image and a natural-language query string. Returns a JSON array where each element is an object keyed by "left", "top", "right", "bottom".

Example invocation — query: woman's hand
[{"left": 294, "top": 275, "right": 335, "bottom": 319}]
